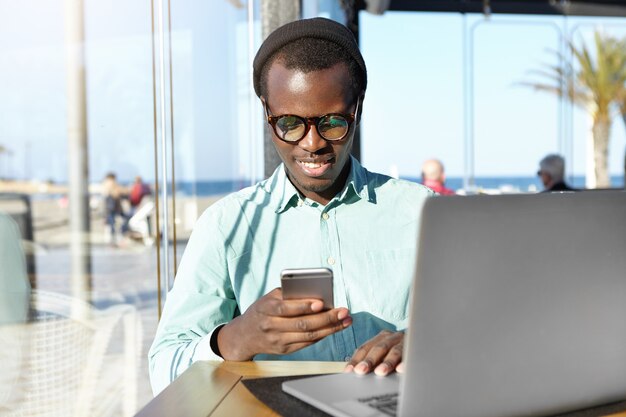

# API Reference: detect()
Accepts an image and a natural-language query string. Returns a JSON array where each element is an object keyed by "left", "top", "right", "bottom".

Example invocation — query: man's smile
[{"left": 295, "top": 157, "right": 335, "bottom": 177}]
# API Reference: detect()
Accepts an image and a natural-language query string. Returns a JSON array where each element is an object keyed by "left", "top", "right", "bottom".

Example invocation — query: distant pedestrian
[
  {"left": 102, "top": 172, "right": 129, "bottom": 244},
  {"left": 128, "top": 176, "right": 154, "bottom": 242},
  {"left": 537, "top": 154, "right": 575, "bottom": 192},
  {"left": 421, "top": 159, "right": 455, "bottom": 195},
  {"left": 129, "top": 176, "right": 151, "bottom": 212}
]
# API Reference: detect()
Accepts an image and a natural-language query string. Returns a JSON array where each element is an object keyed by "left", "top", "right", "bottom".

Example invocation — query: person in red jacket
[
  {"left": 129, "top": 176, "right": 151, "bottom": 210},
  {"left": 421, "top": 159, "right": 455, "bottom": 195}
]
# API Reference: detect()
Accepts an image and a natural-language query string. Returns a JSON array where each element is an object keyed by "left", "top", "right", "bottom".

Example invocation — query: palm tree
[
  {"left": 525, "top": 31, "right": 626, "bottom": 188},
  {"left": 616, "top": 42, "right": 626, "bottom": 186}
]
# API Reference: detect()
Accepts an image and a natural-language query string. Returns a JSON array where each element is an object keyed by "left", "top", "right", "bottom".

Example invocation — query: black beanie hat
[{"left": 252, "top": 17, "right": 367, "bottom": 97}]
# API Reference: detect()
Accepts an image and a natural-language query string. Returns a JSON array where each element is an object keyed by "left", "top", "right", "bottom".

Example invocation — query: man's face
[
  {"left": 538, "top": 170, "right": 551, "bottom": 188},
  {"left": 263, "top": 61, "right": 359, "bottom": 205}
]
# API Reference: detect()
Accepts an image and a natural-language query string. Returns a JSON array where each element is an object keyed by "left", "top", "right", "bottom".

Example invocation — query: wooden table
[
  {"left": 135, "top": 361, "right": 626, "bottom": 417},
  {"left": 135, "top": 361, "right": 344, "bottom": 417}
]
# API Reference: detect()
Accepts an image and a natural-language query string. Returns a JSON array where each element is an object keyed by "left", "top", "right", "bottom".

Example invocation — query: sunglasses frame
[{"left": 262, "top": 96, "right": 361, "bottom": 143}]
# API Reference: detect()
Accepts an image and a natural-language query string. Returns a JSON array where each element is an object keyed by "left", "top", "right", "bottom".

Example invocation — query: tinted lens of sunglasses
[
  {"left": 276, "top": 116, "right": 306, "bottom": 142},
  {"left": 318, "top": 115, "right": 349, "bottom": 140}
]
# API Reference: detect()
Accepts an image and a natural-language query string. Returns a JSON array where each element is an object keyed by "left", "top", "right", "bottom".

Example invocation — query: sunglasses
[{"left": 262, "top": 96, "right": 360, "bottom": 143}]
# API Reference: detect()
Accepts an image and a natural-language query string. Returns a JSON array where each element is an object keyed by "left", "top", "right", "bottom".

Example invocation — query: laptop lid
[{"left": 400, "top": 191, "right": 626, "bottom": 417}]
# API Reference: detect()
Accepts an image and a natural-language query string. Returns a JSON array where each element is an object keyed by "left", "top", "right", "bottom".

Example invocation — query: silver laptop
[{"left": 283, "top": 191, "right": 626, "bottom": 417}]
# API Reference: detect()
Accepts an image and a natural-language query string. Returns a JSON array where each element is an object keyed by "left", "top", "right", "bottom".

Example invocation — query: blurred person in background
[
  {"left": 421, "top": 158, "right": 455, "bottom": 195},
  {"left": 129, "top": 176, "right": 151, "bottom": 214},
  {"left": 537, "top": 154, "right": 575, "bottom": 192},
  {"left": 102, "top": 172, "right": 129, "bottom": 245},
  {"left": 128, "top": 175, "right": 155, "bottom": 244}
]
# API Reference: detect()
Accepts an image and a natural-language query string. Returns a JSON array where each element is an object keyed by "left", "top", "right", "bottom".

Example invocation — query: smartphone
[{"left": 280, "top": 267, "right": 334, "bottom": 310}]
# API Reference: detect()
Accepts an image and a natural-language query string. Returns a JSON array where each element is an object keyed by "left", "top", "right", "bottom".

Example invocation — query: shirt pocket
[{"left": 364, "top": 247, "right": 415, "bottom": 323}]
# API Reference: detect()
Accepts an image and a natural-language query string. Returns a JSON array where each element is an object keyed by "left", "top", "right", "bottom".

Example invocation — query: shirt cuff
[{"left": 193, "top": 324, "right": 227, "bottom": 362}]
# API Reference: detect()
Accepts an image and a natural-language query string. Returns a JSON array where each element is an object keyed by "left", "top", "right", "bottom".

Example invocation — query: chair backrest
[{"left": 2, "top": 290, "right": 141, "bottom": 417}]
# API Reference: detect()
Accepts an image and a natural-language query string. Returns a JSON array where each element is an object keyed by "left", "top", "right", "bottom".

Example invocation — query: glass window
[
  {"left": 2, "top": 2, "right": 626, "bottom": 414},
  {"left": 360, "top": 9, "right": 626, "bottom": 193}
]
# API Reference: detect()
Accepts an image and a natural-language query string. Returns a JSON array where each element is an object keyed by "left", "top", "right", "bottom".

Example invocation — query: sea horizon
[
  {"left": 8, "top": 174, "right": 623, "bottom": 200},
  {"left": 172, "top": 174, "right": 624, "bottom": 197}
]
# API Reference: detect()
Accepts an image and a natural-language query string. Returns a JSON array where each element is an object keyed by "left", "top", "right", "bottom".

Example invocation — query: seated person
[
  {"left": 421, "top": 158, "right": 455, "bottom": 195},
  {"left": 537, "top": 154, "right": 575, "bottom": 192},
  {"left": 148, "top": 17, "right": 434, "bottom": 394}
]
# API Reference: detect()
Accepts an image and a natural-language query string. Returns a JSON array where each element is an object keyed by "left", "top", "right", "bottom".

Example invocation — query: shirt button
[
  {"left": 344, "top": 355, "right": 351, "bottom": 362},
  {"left": 322, "top": 212, "right": 329, "bottom": 220},
  {"left": 297, "top": 200, "right": 303, "bottom": 207},
  {"left": 327, "top": 257, "right": 335, "bottom": 265}
]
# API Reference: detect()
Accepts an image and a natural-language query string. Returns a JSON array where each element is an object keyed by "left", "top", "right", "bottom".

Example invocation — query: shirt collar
[
  {"left": 338, "top": 156, "right": 371, "bottom": 204},
  {"left": 265, "top": 156, "right": 374, "bottom": 214}
]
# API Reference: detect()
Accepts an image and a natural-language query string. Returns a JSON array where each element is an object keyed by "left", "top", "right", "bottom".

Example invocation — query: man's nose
[{"left": 298, "top": 125, "right": 327, "bottom": 153}]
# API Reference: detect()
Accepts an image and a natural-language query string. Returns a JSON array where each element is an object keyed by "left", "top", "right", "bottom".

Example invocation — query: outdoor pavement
[
  {"left": 30, "top": 210, "right": 185, "bottom": 414},
  {"left": 33, "top": 240, "right": 162, "bottom": 413},
  {"left": 2, "top": 193, "right": 220, "bottom": 415}
]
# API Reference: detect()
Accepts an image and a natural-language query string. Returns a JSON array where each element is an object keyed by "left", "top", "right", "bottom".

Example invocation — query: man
[
  {"left": 149, "top": 17, "right": 433, "bottom": 394},
  {"left": 101, "top": 172, "right": 129, "bottom": 244},
  {"left": 421, "top": 158, "right": 455, "bottom": 195},
  {"left": 129, "top": 176, "right": 151, "bottom": 211},
  {"left": 537, "top": 154, "right": 575, "bottom": 192}
]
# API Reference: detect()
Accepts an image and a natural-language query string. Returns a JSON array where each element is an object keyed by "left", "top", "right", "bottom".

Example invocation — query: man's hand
[
  {"left": 217, "top": 288, "right": 352, "bottom": 361},
  {"left": 344, "top": 330, "right": 404, "bottom": 376}
]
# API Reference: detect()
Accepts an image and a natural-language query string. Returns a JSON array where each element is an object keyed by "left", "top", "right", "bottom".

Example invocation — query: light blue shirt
[{"left": 149, "top": 157, "right": 433, "bottom": 393}]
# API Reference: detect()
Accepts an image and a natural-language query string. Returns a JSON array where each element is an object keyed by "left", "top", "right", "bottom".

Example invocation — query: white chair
[{"left": 2, "top": 290, "right": 141, "bottom": 417}]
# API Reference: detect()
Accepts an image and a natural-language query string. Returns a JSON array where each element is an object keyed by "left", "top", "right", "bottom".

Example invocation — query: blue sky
[{"left": 0, "top": 1, "right": 625, "bottom": 184}]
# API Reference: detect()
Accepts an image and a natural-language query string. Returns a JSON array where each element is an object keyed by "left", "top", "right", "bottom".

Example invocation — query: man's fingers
[
  {"left": 262, "top": 312, "right": 352, "bottom": 349},
  {"left": 252, "top": 308, "right": 351, "bottom": 341},
  {"left": 277, "top": 311, "right": 352, "bottom": 338},
  {"left": 347, "top": 338, "right": 378, "bottom": 367},
  {"left": 345, "top": 331, "right": 404, "bottom": 376},
  {"left": 262, "top": 296, "right": 348, "bottom": 320},
  {"left": 253, "top": 315, "right": 352, "bottom": 356},
  {"left": 281, "top": 319, "right": 351, "bottom": 345},
  {"left": 262, "top": 288, "right": 323, "bottom": 316},
  {"left": 259, "top": 297, "right": 328, "bottom": 317},
  {"left": 289, "top": 309, "right": 351, "bottom": 331},
  {"left": 262, "top": 320, "right": 352, "bottom": 355},
  {"left": 374, "top": 342, "right": 403, "bottom": 376}
]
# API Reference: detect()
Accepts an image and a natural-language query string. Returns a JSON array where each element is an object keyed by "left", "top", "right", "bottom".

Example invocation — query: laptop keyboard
[{"left": 358, "top": 392, "right": 399, "bottom": 416}]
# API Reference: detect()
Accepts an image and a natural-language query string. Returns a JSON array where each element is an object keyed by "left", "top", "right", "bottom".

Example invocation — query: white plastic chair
[{"left": 2, "top": 290, "right": 141, "bottom": 417}]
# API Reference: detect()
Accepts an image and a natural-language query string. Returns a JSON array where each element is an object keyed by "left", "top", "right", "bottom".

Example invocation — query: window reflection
[
  {"left": 0, "top": 0, "right": 160, "bottom": 413},
  {"left": 360, "top": 10, "right": 626, "bottom": 194}
]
